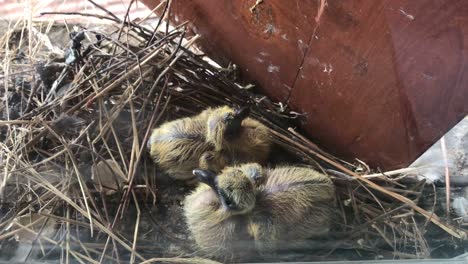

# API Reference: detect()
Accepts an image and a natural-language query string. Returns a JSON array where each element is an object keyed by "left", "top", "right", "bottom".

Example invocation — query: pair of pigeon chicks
[{"left": 148, "top": 106, "right": 336, "bottom": 258}]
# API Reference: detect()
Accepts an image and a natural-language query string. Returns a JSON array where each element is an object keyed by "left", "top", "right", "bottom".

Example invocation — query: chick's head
[
  {"left": 206, "top": 106, "right": 250, "bottom": 150},
  {"left": 193, "top": 166, "right": 256, "bottom": 215}
]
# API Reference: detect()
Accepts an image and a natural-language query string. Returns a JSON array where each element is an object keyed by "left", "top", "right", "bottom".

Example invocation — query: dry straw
[{"left": 0, "top": 0, "right": 466, "bottom": 262}]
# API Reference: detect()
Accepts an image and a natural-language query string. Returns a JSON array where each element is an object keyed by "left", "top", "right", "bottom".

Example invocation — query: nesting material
[
  {"left": 0, "top": 2, "right": 466, "bottom": 263},
  {"left": 92, "top": 159, "right": 127, "bottom": 195}
]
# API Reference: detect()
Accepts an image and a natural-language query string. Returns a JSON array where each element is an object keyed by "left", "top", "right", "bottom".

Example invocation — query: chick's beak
[
  {"left": 192, "top": 169, "right": 218, "bottom": 190},
  {"left": 225, "top": 106, "right": 250, "bottom": 136},
  {"left": 233, "top": 106, "right": 250, "bottom": 120}
]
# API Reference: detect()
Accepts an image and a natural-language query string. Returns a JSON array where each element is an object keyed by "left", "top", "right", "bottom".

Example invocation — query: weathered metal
[{"left": 141, "top": 0, "right": 468, "bottom": 169}]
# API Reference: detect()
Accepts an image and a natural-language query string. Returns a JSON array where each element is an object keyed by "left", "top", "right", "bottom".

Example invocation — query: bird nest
[{"left": 0, "top": 2, "right": 466, "bottom": 263}]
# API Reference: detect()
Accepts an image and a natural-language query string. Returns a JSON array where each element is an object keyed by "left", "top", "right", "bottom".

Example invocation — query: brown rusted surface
[{"left": 142, "top": 0, "right": 468, "bottom": 169}]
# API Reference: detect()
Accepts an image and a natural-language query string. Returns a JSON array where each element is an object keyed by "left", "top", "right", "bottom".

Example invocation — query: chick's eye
[
  {"left": 224, "top": 197, "right": 233, "bottom": 206},
  {"left": 219, "top": 190, "right": 234, "bottom": 207}
]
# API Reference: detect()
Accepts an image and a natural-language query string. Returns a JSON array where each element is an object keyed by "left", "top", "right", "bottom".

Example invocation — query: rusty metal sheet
[{"left": 141, "top": 0, "right": 468, "bottom": 170}]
